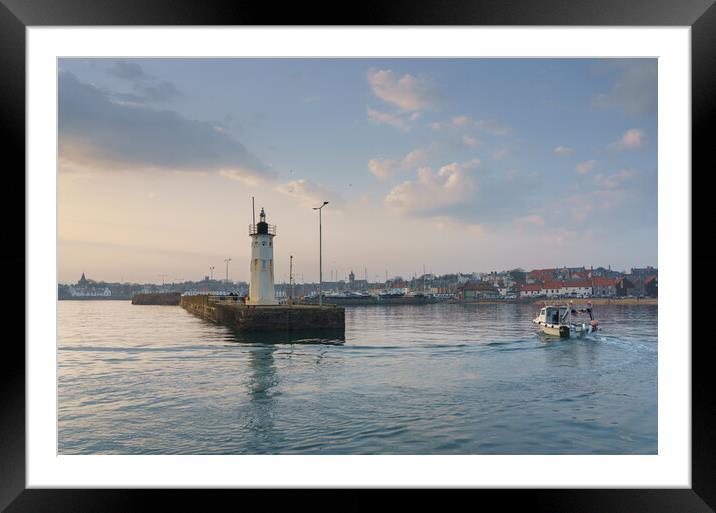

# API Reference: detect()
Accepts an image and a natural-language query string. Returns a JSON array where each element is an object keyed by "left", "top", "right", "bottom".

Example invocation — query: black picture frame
[{"left": 3, "top": 0, "right": 711, "bottom": 511}]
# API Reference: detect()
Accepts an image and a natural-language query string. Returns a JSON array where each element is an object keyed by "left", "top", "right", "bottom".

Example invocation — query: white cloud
[
  {"left": 367, "top": 68, "right": 436, "bottom": 111},
  {"left": 516, "top": 214, "right": 545, "bottom": 227},
  {"left": 428, "top": 115, "right": 510, "bottom": 136},
  {"left": 368, "top": 146, "right": 437, "bottom": 179},
  {"left": 452, "top": 115, "right": 471, "bottom": 127},
  {"left": 554, "top": 145, "right": 575, "bottom": 157},
  {"left": 492, "top": 147, "right": 509, "bottom": 160},
  {"left": 474, "top": 119, "right": 511, "bottom": 135},
  {"left": 567, "top": 189, "right": 627, "bottom": 221},
  {"left": 367, "top": 107, "right": 413, "bottom": 131},
  {"left": 593, "top": 169, "right": 638, "bottom": 188},
  {"left": 385, "top": 160, "right": 480, "bottom": 215},
  {"left": 576, "top": 160, "right": 597, "bottom": 175},
  {"left": 275, "top": 179, "right": 340, "bottom": 207},
  {"left": 609, "top": 128, "right": 646, "bottom": 151},
  {"left": 219, "top": 168, "right": 270, "bottom": 185},
  {"left": 430, "top": 215, "right": 487, "bottom": 235},
  {"left": 462, "top": 135, "right": 479, "bottom": 147}
]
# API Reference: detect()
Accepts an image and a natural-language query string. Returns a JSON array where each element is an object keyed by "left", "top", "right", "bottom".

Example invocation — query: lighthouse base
[{"left": 180, "top": 295, "right": 345, "bottom": 332}]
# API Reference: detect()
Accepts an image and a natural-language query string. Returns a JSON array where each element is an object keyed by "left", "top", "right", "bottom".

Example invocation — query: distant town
[{"left": 59, "top": 265, "right": 657, "bottom": 301}]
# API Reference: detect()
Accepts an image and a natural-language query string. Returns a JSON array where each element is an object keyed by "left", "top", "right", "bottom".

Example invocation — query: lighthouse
[{"left": 248, "top": 207, "right": 278, "bottom": 305}]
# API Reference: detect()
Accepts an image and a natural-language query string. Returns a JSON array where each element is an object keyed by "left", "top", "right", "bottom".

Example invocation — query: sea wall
[
  {"left": 180, "top": 295, "right": 345, "bottom": 331},
  {"left": 131, "top": 292, "right": 182, "bottom": 305}
]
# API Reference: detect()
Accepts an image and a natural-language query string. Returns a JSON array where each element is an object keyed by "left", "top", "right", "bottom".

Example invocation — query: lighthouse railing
[{"left": 248, "top": 224, "right": 277, "bottom": 236}]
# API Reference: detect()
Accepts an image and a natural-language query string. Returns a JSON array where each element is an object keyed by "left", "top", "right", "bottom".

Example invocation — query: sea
[{"left": 58, "top": 300, "right": 657, "bottom": 454}]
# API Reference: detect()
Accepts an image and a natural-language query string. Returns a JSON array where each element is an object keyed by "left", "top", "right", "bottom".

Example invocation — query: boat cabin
[{"left": 537, "top": 306, "right": 569, "bottom": 326}]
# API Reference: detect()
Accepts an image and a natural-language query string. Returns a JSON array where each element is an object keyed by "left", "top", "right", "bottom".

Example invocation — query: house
[
  {"left": 560, "top": 280, "right": 592, "bottom": 297},
  {"left": 540, "top": 281, "right": 565, "bottom": 297},
  {"left": 527, "top": 268, "right": 555, "bottom": 284},
  {"left": 615, "top": 276, "right": 635, "bottom": 297},
  {"left": 456, "top": 281, "right": 499, "bottom": 300},
  {"left": 644, "top": 276, "right": 658, "bottom": 297},
  {"left": 457, "top": 273, "right": 478, "bottom": 284},
  {"left": 555, "top": 266, "right": 587, "bottom": 280},
  {"left": 519, "top": 283, "right": 543, "bottom": 298},
  {"left": 592, "top": 277, "right": 617, "bottom": 297}
]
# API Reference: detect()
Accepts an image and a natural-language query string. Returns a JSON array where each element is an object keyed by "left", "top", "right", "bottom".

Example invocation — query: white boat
[{"left": 533, "top": 303, "right": 599, "bottom": 338}]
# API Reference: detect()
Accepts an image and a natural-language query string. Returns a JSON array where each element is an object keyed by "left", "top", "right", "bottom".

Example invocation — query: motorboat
[{"left": 533, "top": 302, "right": 599, "bottom": 338}]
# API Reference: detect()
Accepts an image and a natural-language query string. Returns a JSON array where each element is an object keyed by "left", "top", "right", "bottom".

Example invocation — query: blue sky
[{"left": 58, "top": 58, "right": 657, "bottom": 284}]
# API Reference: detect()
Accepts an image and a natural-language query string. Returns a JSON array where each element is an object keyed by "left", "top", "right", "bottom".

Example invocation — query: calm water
[{"left": 58, "top": 300, "right": 657, "bottom": 454}]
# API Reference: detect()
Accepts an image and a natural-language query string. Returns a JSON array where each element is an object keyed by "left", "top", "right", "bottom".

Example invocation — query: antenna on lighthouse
[{"left": 252, "top": 196, "right": 256, "bottom": 226}]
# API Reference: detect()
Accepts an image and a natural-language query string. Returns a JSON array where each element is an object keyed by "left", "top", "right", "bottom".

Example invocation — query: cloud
[
  {"left": 576, "top": 160, "right": 597, "bottom": 175},
  {"left": 608, "top": 128, "right": 646, "bottom": 151},
  {"left": 384, "top": 160, "right": 480, "bottom": 215},
  {"left": 516, "top": 214, "right": 545, "bottom": 227},
  {"left": 567, "top": 189, "right": 627, "bottom": 221},
  {"left": 452, "top": 115, "right": 471, "bottom": 127},
  {"left": 492, "top": 147, "right": 509, "bottom": 160},
  {"left": 428, "top": 115, "right": 510, "bottom": 135},
  {"left": 554, "top": 145, "right": 575, "bottom": 157},
  {"left": 106, "top": 60, "right": 181, "bottom": 103},
  {"left": 136, "top": 81, "right": 182, "bottom": 103},
  {"left": 368, "top": 145, "right": 437, "bottom": 179},
  {"left": 591, "top": 60, "right": 657, "bottom": 117},
  {"left": 474, "top": 119, "right": 511, "bottom": 135},
  {"left": 430, "top": 216, "right": 487, "bottom": 235},
  {"left": 366, "top": 107, "right": 418, "bottom": 131},
  {"left": 462, "top": 135, "right": 479, "bottom": 147},
  {"left": 275, "top": 179, "right": 341, "bottom": 207},
  {"left": 58, "top": 71, "right": 272, "bottom": 183},
  {"left": 593, "top": 169, "right": 638, "bottom": 188},
  {"left": 107, "top": 60, "right": 150, "bottom": 81},
  {"left": 367, "top": 68, "right": 436, "bottom": 111}
]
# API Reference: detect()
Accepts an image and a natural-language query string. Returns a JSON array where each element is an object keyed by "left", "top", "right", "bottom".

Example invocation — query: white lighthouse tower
[{"left": 248, "top": 207, "right": 278, "bottom": 305}]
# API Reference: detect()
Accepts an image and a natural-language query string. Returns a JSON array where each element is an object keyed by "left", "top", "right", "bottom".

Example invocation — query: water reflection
[
  {"left": 233, "top": 329, "right": 345, "bottom": 452},
  {"left": 246, "top": 344, "right": 279, "bottom": 447},
  {"left": 228, "top": 328, "right": 346, "bottom": 346}
]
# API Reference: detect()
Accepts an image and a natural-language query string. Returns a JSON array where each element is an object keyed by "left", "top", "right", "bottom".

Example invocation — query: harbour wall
[
  {"left": 180, "top": 294, "right": 345, "bottom": 332},
  {"left": 132, "top": 292, "right": 182, "bottom": 305}
]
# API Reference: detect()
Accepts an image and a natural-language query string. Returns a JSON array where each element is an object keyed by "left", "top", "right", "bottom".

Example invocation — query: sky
[{"left": 58, "top": 58, "right": 657, "bottom": 285}]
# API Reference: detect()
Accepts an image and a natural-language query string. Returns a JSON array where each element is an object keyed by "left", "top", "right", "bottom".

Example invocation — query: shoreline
[{"left": 460, "top": 297, "right": 657, "bottom": 306}]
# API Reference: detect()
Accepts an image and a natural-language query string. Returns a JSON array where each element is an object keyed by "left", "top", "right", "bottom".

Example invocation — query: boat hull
[{"left": 536, "top": 323, "right": 570, "bottom": 338}]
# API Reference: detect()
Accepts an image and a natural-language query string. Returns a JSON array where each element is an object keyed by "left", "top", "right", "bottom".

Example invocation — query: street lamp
[
  {"left": 313, "top": 201, "right": 329, "bottom": 307},
  {"left": 209, "top": 266, "right": 215, "bottom": 281},
  {"left": 224, "top": 257, "right": 231, "bottom": 286}
]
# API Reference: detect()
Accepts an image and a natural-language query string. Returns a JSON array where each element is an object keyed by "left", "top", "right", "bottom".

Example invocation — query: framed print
[{"left": 4, "top": 0, "right": 713, "bottom": 511}]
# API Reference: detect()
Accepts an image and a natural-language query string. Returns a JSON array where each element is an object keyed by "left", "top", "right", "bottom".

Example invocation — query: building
[
  {"left": 560, "top": 280, "right": 592, "bottom": 296},
  {"left": 592, "top": 277, "right": 617, "bottom": 297},
  {"left": 456, "top": 281, "right": 499, "bottom": 300},
  {"left": 615, "top": 276, "right": 635, "bottom": 297},
  {"left": 631, "top": 266, "right": 658, "bottom": 280},
  {"left": 527, "top": 268, "right": 555, "bottom": 284},
  {"left": 519, "top": 283, "right": 543, "bottom": 298},
  {"left": 66, "top": 272, "right": 112, "bottom": 297},
  {"left": 248, "top": 207, "right": 278, "bottom": 305},
  {"left": 644, "top": 275, "right": 658, "bottom": 297}
]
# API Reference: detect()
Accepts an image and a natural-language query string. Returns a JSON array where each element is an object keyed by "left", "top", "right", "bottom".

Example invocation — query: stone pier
[{"left": 180, "top": 294, "right": 345, "bottom": 332}]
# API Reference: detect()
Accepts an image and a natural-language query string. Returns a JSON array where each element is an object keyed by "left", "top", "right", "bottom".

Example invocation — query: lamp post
[
  {"left": 209, "top": 266, "right": 215, "bottom": 281},
  {"left": 313, "top": 201, "right": 329, "bottom": 307},
  {"left": 289, "top": 255, "right": 294, "bottom": 305},
  {"left": 224, "top": 257, "right": 231, "bottom": 285}
]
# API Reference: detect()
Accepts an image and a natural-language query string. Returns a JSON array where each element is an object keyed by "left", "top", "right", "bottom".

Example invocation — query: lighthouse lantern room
[{"left": 248, "top": 207, "right": 278, "bottom": 305}]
